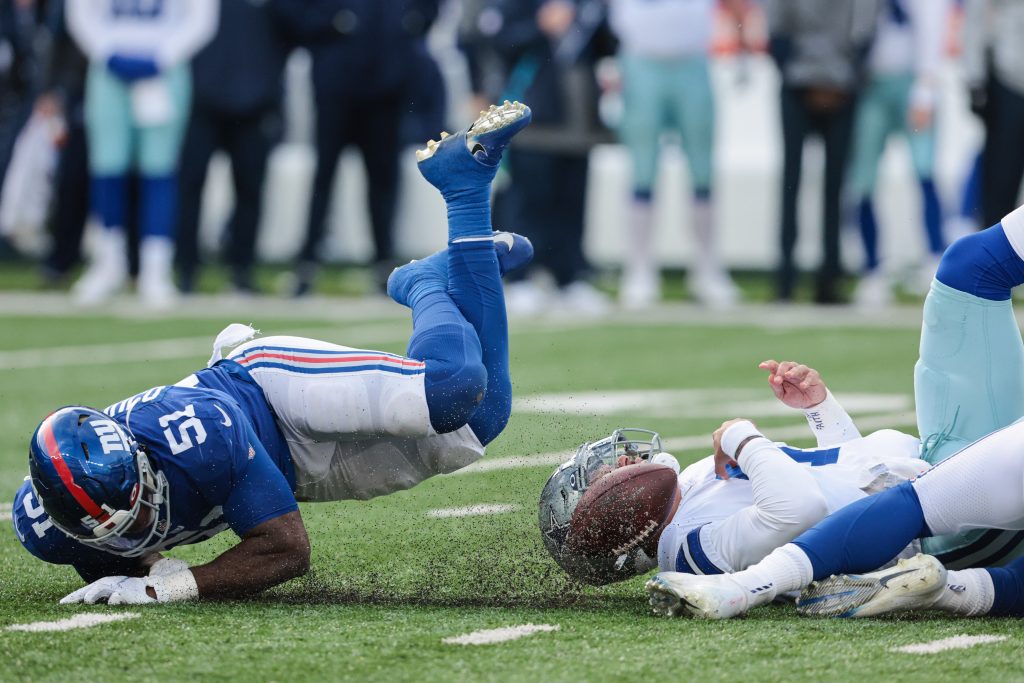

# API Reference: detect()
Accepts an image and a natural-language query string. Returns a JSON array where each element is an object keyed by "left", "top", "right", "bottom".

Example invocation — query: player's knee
[
  {"left": 425, "top": 357, "right": 487, "bottom": 434},
  {"left": 935, "top": 226, "right": 1021, "bottom": 300}
]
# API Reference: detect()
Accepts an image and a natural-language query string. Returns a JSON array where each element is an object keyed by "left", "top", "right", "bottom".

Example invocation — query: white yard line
[
  {"left": 0, "top": 502, "right": 11, "bottom": 522},
  {"left": 426, "top": 504, "right": 520, "bottom": 518},
  {"left": 442, "top": 624, "right": 559, "bottom": 646},
  {"left": 6, "top": 612, "right": 140, "bottom": 633},
  {"left": 452, "top": 411, "right": 918, "bottom": 475},
  {"left": 892, "top": 634, "right": 1009, "bottom": 654}
]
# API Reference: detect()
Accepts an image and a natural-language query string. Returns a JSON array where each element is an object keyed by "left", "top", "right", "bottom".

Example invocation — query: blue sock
[
  {"left": 92, "top": 175, "right": 127, "bottom": 229},
  {"left": 858, "top": 196, "right": 879, "bottom": 271},
  {"left": 986, "top": 556, "right": 1024, "bottom": 617},
  {"left": 935, "top": 224, "right": 1024, "bottom": 300},
  {"left": 448, "top": 239, "right": 511, "bottom": 446},
  {"left": 960, "top": 152, "right": 983, "bottom": 222},
  {"left": 446, "top": 186, "right": 491, "bottom": 243},
  {"left": 141, "top": 175, "right": 178, "bottom": 239},
  {"left": 406, "top": 290, "right": 487, "bottom": 434},
  {"left": 920, "top": 178, "right": 945, "bottom": 254},
  {"left": 794, "top": 482, "right": 929, "bottom": 580}
]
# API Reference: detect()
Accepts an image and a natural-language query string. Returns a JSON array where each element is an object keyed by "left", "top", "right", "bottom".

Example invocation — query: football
[{"left": 567, "top": 463, "right": 679, "bottom": 562}]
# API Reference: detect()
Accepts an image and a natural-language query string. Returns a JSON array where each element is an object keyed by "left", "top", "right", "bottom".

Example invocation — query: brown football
[{"left": 566, "top": 463, "right": 679, "bottom": 561}]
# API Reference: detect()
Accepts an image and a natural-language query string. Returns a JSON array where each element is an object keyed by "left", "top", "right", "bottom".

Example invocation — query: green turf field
[{"left": 0, "top": 298, "right": 1021, "bottom": 682}]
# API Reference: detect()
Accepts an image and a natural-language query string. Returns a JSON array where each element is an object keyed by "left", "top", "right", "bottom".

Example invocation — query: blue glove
[{"left": 106, "top": 54, "right": 160, "bottom": 82}]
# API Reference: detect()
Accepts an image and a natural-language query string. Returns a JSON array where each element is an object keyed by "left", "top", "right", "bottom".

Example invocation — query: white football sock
[
  {"left": 690, "top": 196, "right": 717, "bottom": 267},
  {"left": 729, "top": 544, "right": 814, "bottom": 607},
  {"left": 931, "top": 568, "right": 995, "bottom": 616},
  {"left": 627, "top": 199, "right": 654, "bottom": 273}
]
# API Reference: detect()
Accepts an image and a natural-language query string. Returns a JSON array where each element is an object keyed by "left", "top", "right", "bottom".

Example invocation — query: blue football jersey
[{"left": 12, "top": 384, "right": 298, "bottom": 581}]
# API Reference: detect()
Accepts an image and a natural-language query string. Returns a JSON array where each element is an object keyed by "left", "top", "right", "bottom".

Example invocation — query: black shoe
[{"left": 814, "top": 276, "right": 846, "bottom": 305}]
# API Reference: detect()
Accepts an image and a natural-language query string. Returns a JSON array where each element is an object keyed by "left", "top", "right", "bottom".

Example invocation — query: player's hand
[
  {"left": 712, "top": 418, "right": 751, "bottom": 480},
  {"left": 59, "top": 576, "right": 155, "bottom": 605},
  {"left": 908, "top": 105, "right": 933, "bottom": 132},
  {"left": 106, "top": 578, "right": 158, "bottom": 605},
  {"left": 758, "top": 360, "right": 827, "bottom": 409}
]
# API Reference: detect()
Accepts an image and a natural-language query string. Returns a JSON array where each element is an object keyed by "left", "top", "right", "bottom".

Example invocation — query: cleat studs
[
  {"left": 440, "top": 131, "right": 449, "bottom": 139},
  {"left": 503, "top": 99, "right": 511, "bottom": 106},
  {"left": 489, "top": 104, "right": 497, "bottom": 111},
  {"left": 415, "top": 149, "right": 428, "bottom": 161}
]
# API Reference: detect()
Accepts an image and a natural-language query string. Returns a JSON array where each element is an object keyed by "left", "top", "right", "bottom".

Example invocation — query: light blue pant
[
  {"left": 849, "top": 72, "right": 936, "bottom": 197},
  {"left": 916, "top": 281, "right": 1024, "bottom": 566},
  {"left": 84, "top": 63, "right": 191, "bottom": 176},
  {"left": 618, "top": 54, "right": 714, "bottom": 195}
]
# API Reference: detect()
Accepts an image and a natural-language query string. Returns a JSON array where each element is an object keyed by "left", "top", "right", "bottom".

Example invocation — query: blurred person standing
[
  {"left": 767, "top": 0, "right": 881, "bottom": 303},
  {"left": 849, "top": 0, "right": 949, "bottom": 307},
  {"left": 36, "top": 0, "right": 90, "bottom": 283},
  {"left": 282, "top": 0, "right": 441, "bottom": 296},
  {"left": 609, "top": 0, "right": 749, "bottom": 310},
  {"left": 963, "top": 0, "right": 1024, "bottom": 231},
  {"left": 0, "top": 0, "right": 47, "bottom": 197},
  {"left": 174, "top": 0, "right": 293, "bottom": 295},
  {"left": 66, "top": 0, "right": 217, "bottom": 308},
  {"left": 483, "top": 0, "right": 616, "bottom": 315}
]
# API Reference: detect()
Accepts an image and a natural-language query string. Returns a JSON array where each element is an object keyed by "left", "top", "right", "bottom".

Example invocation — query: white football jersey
[
  {"left": 609, "top": 0, "right": 715, "bottom": 58},
  {"left": 657, "top": 429, "right": 928, "bottom": 575},
  {"left": 66, "top": 0, "right": 218, "bottom": 67}
]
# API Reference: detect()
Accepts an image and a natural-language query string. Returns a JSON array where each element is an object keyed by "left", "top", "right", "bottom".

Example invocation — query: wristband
[
  {"left": 720, "top": 420, "right": 763, "bottom": 459},
  {"left": 149, "top": 570, "right": 199, "bottom": 603}
]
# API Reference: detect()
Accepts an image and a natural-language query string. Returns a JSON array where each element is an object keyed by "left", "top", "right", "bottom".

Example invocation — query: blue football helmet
[{"left": 28, "top": 406, "right": 170, "bottom": 557}]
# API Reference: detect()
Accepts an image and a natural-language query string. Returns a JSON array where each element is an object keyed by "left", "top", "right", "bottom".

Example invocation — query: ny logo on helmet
[{"left": 90, "top": 419, "right": 130, "bottom": 455}]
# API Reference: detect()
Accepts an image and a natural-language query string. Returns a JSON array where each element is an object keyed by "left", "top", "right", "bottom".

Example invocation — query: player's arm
[
  {"left": 708, "top": 419, "right": 829, "bottom": 572},
  {"left": 156, "top": 0, "right": 219, "bottom": 68},
  {"left": 65, "top": 0, "right": 110, "bottom": 61},
  {"left": 759, "top": 360, "right": 861, "bottom": 446}
]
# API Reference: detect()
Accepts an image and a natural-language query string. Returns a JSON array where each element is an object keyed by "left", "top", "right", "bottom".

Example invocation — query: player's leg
[
  {"left": 618, "top": 54, "right": 663, "bottom": 309},
  {"left": 677, "top": 57, "right": 738, "bottom": 308},
  {"left": 409, "top": 102, "right": 531, "bottom": 445},
  {"left": 848, "top": 77, "right": 892, "bottom": 306},
  {"left": 136, "top": 65, "right": 192, "bottom": 308},
  {"left": 914, "top": 206, "right": 1024, "bottom": 564},
  {"left": 73, "top": 64, "right": 133, "bottom": 304}
]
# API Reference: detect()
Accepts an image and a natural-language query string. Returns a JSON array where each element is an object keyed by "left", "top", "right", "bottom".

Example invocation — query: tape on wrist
[
  {"left": 721, "top": 420, "right": 764, "bottom": 459},
  {"left": 149, "top": 570, "right": 199, "bottom": 603}
]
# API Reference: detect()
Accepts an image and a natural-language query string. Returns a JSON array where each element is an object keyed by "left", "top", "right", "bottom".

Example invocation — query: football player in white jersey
[
  {"left": 540, "top": 359, "right": 930, "bottom": 585},
  {"left": 643, "top": 205, "right": 1024, "bottom": 620}
]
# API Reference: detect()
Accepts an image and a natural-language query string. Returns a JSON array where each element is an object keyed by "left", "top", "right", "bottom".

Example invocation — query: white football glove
[
  {"left": 60, "top": 576, "right": 155, "bottom": 605},
  {"left": 59, "top": 569, "right": 199, "bottom": 605},
  {"left": 148, "top": 557, "right": 189, "bottom": 577}
]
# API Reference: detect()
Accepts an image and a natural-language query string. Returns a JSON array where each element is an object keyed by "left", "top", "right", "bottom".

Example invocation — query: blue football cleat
[
  {"left": 416, "top": 101, "right": 532, "bottom": 196},
  {"left": 386, "top": 232, "right": 534, "bottom": 308}
]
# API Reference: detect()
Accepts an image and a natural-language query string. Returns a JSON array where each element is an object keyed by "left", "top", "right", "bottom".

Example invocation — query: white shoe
[
  {"left": 796, "top": 553, "right": 945, "bottom": 618},
  {"left": 505, "top": 280, "right": 547, "bottom": 316},
  {"left": 138, "top": 237, "right": 178, "bottom": 310},
  {"left": 689, "top": 266, "right": 740, "bottom": 309},
  {"left": 72, "top": 228, "right": 128, "bottom": 306},
  {"left": 646, "top": 572, "right": 751, "bottom": 619},
  {"left": 560, "top": 280, "right": 612, "bottom": 316},
  {"left": 620, "top": 267, "right": 659, "bottom": 310},
  {"left": 852, "top": 270, "right": 892, "bottom": 309}
]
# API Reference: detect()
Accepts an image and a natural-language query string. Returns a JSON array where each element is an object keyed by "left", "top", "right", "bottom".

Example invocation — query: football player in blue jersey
[{"left": 11, "top": 102, "right": 534, "bottom": 605}]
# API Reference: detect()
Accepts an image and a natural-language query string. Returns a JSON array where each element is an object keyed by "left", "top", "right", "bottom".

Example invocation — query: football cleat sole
[
  {"left": 415, "top": 100, "right": 531, "bottom": 163},
  {"left": 796, "top": 553, "right": 945, "bottom": 618}
]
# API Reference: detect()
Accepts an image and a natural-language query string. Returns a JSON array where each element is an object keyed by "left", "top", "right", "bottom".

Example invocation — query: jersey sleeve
[
  {"left": 155, "top": 0, "right": 219, "bottom": 67},
  {"left": 702, "top": 437, "right": 829, "bottom": 572},
  {"left": 10, "top": 480, "right": 142, "bottom": 583},
  {"left": 65, "top": 0, "right": 112, "bottom": 60},
  {"left": 221, "top": 423, "right": 299, "bottom": 537}
]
